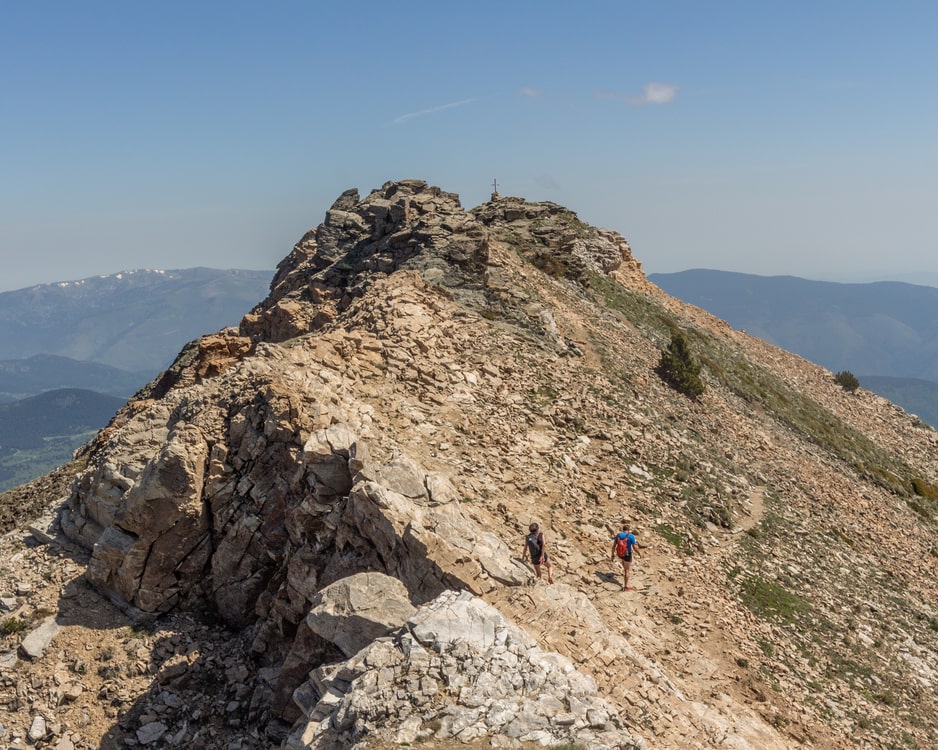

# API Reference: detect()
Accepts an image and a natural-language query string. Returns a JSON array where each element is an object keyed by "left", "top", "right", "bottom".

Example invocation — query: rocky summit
[{"left": 1, "top": 179, "right": 938, "bottom": 750}]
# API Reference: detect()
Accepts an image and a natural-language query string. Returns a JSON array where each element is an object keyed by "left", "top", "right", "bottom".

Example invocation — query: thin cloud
[
  {"left": 519, "top": 86, "right": 542, "bottom": 98},
  {"left": 597, "top": 82, "right": 678, "bottom": 106},
  {"left": 391, "top": 98, "right": 477, "bottom": 124},
  {"left": 641, "top": 82, "right": 678, "bottom": 104}
]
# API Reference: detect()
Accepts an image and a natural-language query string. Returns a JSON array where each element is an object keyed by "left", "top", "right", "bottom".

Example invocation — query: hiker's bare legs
[
  {"left": 620, "top": 558, "right": 631, "bottom": 590},
  {"left": 534, "top": 558, "right": 554, "bottom": 583}
]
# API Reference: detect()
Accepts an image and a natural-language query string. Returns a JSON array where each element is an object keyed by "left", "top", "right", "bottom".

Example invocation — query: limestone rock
[
  {"left": 27, "top": 715, "right": 47, "bottom": 742},
  {"left": 285, "top": 590, "right": 640, "bottom": 750}
]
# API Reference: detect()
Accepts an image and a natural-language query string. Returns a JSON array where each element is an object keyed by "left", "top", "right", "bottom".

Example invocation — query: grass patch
[
  {"left": 739, "top": 575, "right": 811, "bottom": 626},
  {"left": 656, "top": 523, "right": 687, "bottom": 548},
  {"left": 587, "top": 273, "right": 673, "bottom": 336},
  {"left": 757, "top": 638, "right": 775, "bottom": 658}
]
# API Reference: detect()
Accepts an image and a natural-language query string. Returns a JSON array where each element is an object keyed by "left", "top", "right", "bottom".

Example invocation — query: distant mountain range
[
  {"left": 857, "top": 376, "right": 938, "bottom": 428},
  {"left": 0, "top": 267, "right": 272, "bottom": 491},
  {"left": 0, "top": 267, "right": 272, "bottom": 373},
  {"left": 649, "top": 269, "right": 938, "bottom": 426}
]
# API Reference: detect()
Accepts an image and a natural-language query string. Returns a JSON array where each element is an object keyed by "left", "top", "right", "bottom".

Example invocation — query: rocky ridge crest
[{"left": 2, "top": 180, "right": 937, "bottom": 750}]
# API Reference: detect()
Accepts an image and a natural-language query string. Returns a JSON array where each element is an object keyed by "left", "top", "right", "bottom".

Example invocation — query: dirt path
[{"left": 735, "top": 485, "right": 767, "bottom": 535}]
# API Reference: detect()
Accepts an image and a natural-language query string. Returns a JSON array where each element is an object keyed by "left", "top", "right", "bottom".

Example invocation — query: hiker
[
  {"left": 522, "top": 522, "right": 554, "bottom": 584},
  {"left": 611, "top": 521, "right": 640, "bottom": 591}
]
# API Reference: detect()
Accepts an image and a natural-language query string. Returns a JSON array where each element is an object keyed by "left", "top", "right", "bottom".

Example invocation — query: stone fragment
[
  {"left": 28, "top": 715, "right": 47, "bottom": 742},
  {"left": 136, "top": 721, "right": 168, "bottom": 745},
  {"left": 28, "top": 513, "right": 59, "bottom": 544},
  {"left": 19, "top": 616, "right": 61, "bottom": 659}
]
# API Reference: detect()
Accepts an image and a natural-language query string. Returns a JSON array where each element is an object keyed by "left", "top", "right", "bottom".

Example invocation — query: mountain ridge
[
  {"left": 2, "top": 180, "right": 937, "bottom": 749},
  {"left": 0, "top": 387, "right": 125, "bottom": 491}
]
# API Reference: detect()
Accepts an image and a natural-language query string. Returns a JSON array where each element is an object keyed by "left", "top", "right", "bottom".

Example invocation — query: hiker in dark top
[
  {"left": 522, "top": 522, "right": 554, "bottom": 584},
  {"left": 611, "top": 521, "right": 640, "bottom": 591}
]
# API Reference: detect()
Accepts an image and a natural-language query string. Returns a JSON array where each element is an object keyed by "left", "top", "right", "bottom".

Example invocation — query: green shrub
[
  {"left": 657, "top": 331, "right": 705, "bottom": 399},
  {"left": 834, "top": 371, "right": 860, "bottom": 392},
  {"left": 1, "top": 617, "right": 26, "bottom": 635}
]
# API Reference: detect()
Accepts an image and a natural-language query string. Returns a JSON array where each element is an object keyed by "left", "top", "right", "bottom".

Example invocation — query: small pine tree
[
  {"left": 657, "top": 331, "right": 705, "bottom": 399},
  {"left": 834, "top": 370, "right": 860, "bottom": 392}
]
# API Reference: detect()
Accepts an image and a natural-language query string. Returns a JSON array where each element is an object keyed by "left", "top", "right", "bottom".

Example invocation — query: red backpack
[{"left": 615, "top": 532, "right": 630, "bottom": 558}]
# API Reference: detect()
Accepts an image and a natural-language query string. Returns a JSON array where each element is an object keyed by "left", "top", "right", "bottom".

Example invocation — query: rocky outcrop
[
  {"left": 473, "top": 194, "right": 640, "bottom": 283},
  {"left": 241, "top": 180, "right": 490, "bottom": 343},
  {"left": 285, "top": 590, "right": 640, "bottom": 750},
  {"left": 62, "top": 392, "right": 527, "bottom": 622}
]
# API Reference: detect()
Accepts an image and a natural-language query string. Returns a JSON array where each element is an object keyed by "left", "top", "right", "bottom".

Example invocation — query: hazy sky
[{"left": 3, "top": 1, "right": 937, "bottom": 292}]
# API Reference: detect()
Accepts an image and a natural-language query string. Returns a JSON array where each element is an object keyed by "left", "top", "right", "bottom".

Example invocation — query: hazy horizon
[
  {"left": 6, "top": 263, "right": 938, "bottom": 298},
  {"left": 3, "top": 3, "right": 936, "bottom": 293}
]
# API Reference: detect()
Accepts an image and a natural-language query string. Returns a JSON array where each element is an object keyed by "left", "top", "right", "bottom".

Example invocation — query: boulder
[{"left": 305, "top": 572, "right": 416, "bottom": 658}]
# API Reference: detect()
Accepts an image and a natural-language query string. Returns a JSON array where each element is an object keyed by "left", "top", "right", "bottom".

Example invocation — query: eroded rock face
[
  {"left": 271, "top": 572, "right": 417, "bottom": 723},
  {"left": 473, "top": 195, "right": 638, "bottom": 281},
  {"left": 63, "top": 386, "right": 525, "bottom": 621},
  {"left": 241, "top": 180, "right": 491, "bottom": 343}
]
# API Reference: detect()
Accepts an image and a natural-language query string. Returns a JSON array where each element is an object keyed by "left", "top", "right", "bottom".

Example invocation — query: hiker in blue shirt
[{"left": 611, "top": 521, "right": 640, "bottom": 591}]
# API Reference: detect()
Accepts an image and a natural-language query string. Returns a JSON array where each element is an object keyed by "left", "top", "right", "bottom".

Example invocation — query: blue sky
[{"left": 2, "top": 1, "right": 937, "bottom": 292}]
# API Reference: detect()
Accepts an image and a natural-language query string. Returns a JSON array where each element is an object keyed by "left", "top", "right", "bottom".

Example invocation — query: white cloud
[
  {"left": 597, "top": 82, "right": 678, "bottom": 106},
  {"left": 641, "top": 82, "right": 678, "bottom": 104},
  {"left": 519, "top": 86, "right": 542, "bottom": 98},
  {"left": 391, "top": 98, "right": 477, "bottom": 124}
]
